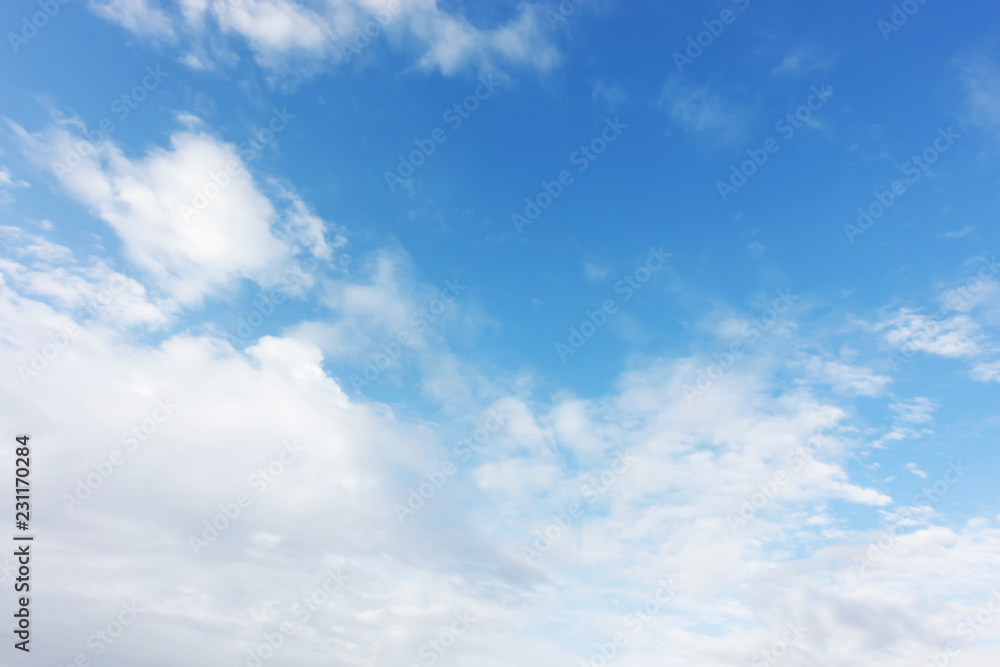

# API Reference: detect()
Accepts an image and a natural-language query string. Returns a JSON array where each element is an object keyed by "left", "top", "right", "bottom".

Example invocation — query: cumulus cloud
[
  {"left": 9, "top": 117, "right": 336, "bottom": 308},
  {"left": 5, "top": 245, "right": 1000, "bottom": 665}
]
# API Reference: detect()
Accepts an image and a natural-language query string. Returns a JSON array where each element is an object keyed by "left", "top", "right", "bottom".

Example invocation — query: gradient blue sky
[{"left": 2, "top": 1, "right": 1000, "bottom": 665}]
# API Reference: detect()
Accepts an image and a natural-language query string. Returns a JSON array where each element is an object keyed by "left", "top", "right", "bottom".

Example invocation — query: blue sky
[{"left": 2, "top": 0, "right": 1000, "bottom": 665}]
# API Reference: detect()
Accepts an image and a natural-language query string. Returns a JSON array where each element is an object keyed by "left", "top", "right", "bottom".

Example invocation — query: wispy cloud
[
  {"left": 771, "top": 44, "right": 838, "bottom": 77},
  {"left": 660, "top": 80, "right": 749, "bottom": 145}
]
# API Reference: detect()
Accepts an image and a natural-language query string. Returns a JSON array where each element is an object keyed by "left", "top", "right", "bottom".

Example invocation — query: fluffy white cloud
[
  {"left": 10, "top": 118, "right": 336, "bottom": 308},
  {"left": 4, "top": 249, "right": 1000, "bottom": 665}
]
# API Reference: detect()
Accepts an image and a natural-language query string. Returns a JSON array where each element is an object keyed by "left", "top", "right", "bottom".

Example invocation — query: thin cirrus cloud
[{"left": 89, "top": 0, "right": 563, "bottom": 80}]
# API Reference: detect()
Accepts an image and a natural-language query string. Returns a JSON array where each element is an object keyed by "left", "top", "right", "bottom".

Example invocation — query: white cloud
[
  {"left": 89, "top": 0, "right": 561, "bottom": 81},
  {"left": 960, "top": 55, "right": 1000, "bottom": 140},
  {"left": 876, "top": 308, "right": 984, "bottom": 358},
  {"left": 4, "top": 256, "right": 1000, "bottom": 665},
  {"left": 943, "top": 225, "right": 974, "bottom": 238},
  {"left": 591, "top": 80, "right": 627, "bottom": 110},
  {"left": 89, "top": 0, "right": 178, "bottom": 39},
  {"left": 771, "top": 44, "right": 837, "bottom": 77},
  {"left": 0, "top": 225, "right": 172, "bottom": 330},
  {"left": 0, "top": 167, "right": 29, "bottom": 188},
  {"left": 583, "top": 261, "right": 608, "bottom": 284},
  {"left": 890, "top": 396, "right": 937, "bottom": 424},
  {"left": 806, "top": 358, "right": 892, "bottom": 397},
  {"left": 660, "top": 80, "right": 748, "bottom": 145},
  {"left": 872, "top": 396, "right": 936, "bottom": 447},
  {"left": 970, "top": 359, "right": 1000, "bottom": 382},
  {"left": 10, "top": 118, "right": 336, "bottom": 308}
]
